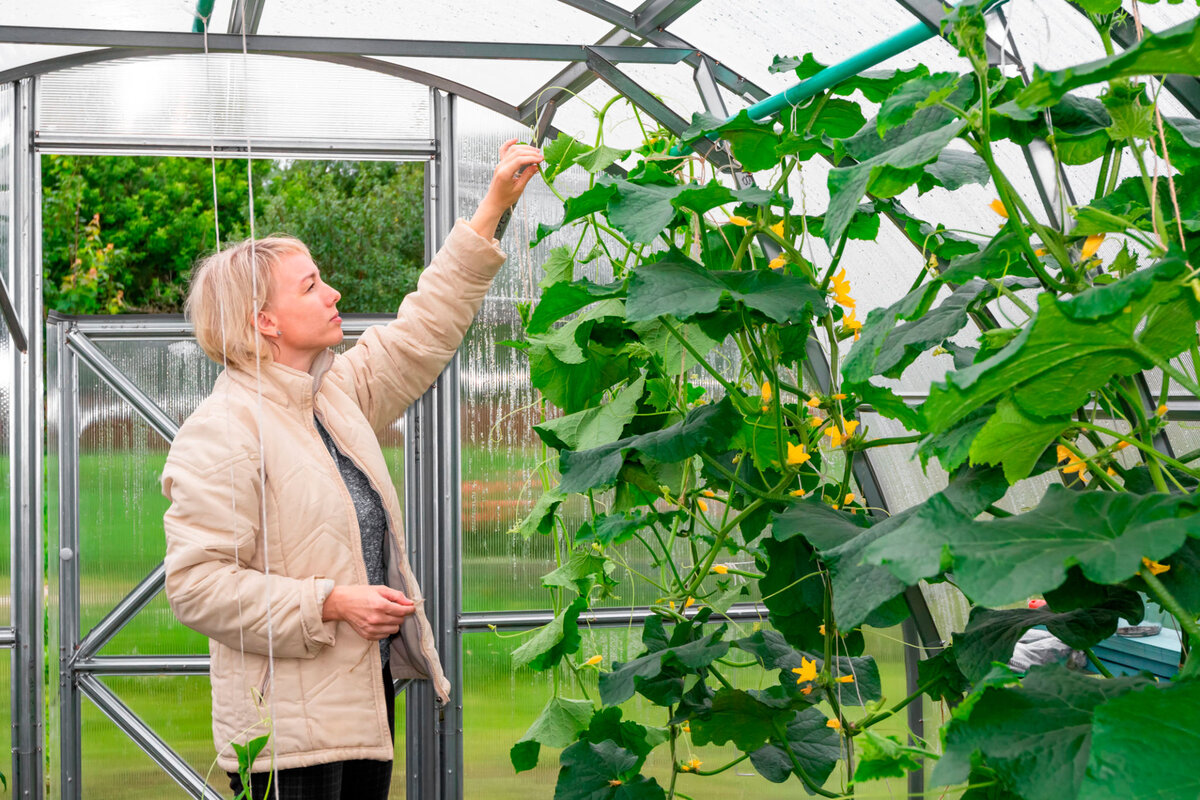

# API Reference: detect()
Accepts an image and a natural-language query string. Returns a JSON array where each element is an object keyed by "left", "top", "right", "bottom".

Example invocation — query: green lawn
[{"left": 13, "top": 449, "right": 937, "bottom": 798}]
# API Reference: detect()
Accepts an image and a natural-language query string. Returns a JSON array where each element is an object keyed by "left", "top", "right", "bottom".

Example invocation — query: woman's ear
[{"left": 256, "top": 308, "right": 280, "bottom": 338}]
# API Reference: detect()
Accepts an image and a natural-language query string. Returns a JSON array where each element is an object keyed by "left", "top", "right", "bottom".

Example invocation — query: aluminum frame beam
[
  {"left": 35, "top": 133, "right": 436, "bottom": 161},
  {"left": 77, "top": 675, "right": 224, "bottom": 800},
  {"left": 65, "top": 326, "right": 180, "bottom": 443},
  {"left": 516, "top": 0, "right": 715, "bottom": 124},
  {"left": 10, "top": 76, "right": 44, "bottom": 800},
  {"left": 227, "top": 0, "right": 268, "bottom": 36},
  {"left": 0, "top": 26, "right": 693, "bottom": 64},
  {"left": 460, "top": 602, "right": 770, "bottom": 631},
  {"left": 405, "top": 88, "right": 462, "bottom": 800}
]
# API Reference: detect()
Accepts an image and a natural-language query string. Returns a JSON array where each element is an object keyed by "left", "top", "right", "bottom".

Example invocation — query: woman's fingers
[{"left": 498, "top": 137, "right": 519, "bottom": 158}]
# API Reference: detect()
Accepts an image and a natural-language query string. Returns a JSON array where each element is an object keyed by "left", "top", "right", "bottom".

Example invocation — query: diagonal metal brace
[
  {"left": 583, "top": 46, "right": 738, "bottom": 173},
  {"left": 0, "top": 272, "right": 29, "bottom": 353}
]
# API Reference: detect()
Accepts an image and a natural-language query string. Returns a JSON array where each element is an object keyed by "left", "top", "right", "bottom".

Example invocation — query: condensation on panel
[
  {"left": 82, "top": 676, "right": 211, "bottom": 800},
  {"left": 38, "top": 54, "right": 431, "bottom": 143},
  {"left": 463, "top": 624, "right": 915, "bottom": 799},
  {"left": 74, "top": 361, "right": 193, "bottom": 644},
  {"left": 456, "top": 101, "right": 608, "bottom": 612}
]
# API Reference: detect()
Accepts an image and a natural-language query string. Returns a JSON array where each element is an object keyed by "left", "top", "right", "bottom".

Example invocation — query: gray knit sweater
[{"left": 314, "top": 416, "right": 391, "bottom": 664}]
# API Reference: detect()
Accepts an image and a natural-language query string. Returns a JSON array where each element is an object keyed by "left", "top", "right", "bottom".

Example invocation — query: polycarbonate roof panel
[
  {"left": 668, "top": 0, "right": 967, "bottom": 100},
  {"left": 0, "top": 0, "right": 233, "bottom": 31},
  {"left": 38, "top": 53, "right": 431, "bottom": 142},
  {"left": 257, "top": 0, "right": 616, "bottom": 45},
  {"left": 378, "top": 56, "right": 566, "bottom": 108},
  {"left": 0, "top": 44, "right": 96, "bottom": 76}
]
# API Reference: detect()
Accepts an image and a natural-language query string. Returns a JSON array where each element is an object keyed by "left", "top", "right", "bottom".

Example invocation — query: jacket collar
[{"left": 225, "top": 349, "right": 335, "bottom": 409}]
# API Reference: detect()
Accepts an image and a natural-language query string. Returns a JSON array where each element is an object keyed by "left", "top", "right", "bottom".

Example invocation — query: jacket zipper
[{"left": 311, "top": 407, "right": 438, "bottom": 681}]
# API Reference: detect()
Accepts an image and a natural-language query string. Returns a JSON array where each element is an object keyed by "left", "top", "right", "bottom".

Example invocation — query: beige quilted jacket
[{"left": 162, "top": 220, "right": 505, "bottom": 772}]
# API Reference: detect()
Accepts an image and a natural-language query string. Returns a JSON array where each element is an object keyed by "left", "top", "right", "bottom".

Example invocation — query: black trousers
[{"left": 228, "top": 664, "right": 396, "bottom": 800}]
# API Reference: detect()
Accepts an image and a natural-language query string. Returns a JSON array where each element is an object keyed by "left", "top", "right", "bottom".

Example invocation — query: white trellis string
[{"left": 199, "top": 5, "right": 281, "bottom": 795}]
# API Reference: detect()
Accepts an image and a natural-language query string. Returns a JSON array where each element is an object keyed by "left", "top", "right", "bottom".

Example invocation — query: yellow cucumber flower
[
  {"left": 1142, "top": 557, "right": 1170, "bottom": 576},
  {"left": 826, "top": 718, "right": 842, "bottom": 730},
  {"left": 792, "top": 656, "right": 818, "bottom": 685},
  {"left": 711, "top": 564, "right": 729, "bottom": 575},
  {"left": 836, "top": 675, "right": 855, "bottom": 683},
  {"left": 990, "top": 199, "right": 1008, "bottom": 218},
  {"left": 728, "top": 215, "right": 753, "bottom": 227},
  {"left": 770, "top": 220, "right": 786, "bottom": 237},
  {"left": 769, "top": 256, "right": 787, "bottom": 270},
  {"left": 787, "top": 441, "right": 811, "bottom": 466},
  {"left": 761, "top": 380, "right": 773, "bottom": 405},
  {"left": 583, "top": 655, "right": 603, "bottom": 666},
  {"left": 1080, "top": 233, "right": 1105, "bottom": 261},
  {"left": 806, "top": 397, "right": 821, "bottom": 408}
]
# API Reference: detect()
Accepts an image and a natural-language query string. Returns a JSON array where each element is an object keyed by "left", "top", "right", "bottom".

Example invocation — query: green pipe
[
  {"left": 673, "top": 0, "right": 1008, "bottom": 154},
  {"left": 193, "top": 0, "right": 217, "bottom": 33}
]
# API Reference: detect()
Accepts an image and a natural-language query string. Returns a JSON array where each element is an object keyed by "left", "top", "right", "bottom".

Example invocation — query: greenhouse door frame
[{"left": 39, "top": 79, "right": 465, "bottom": 800}]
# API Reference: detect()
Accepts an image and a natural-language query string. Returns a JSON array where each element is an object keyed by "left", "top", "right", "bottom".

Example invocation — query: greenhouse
[{"left": 0, "top": 0, "right": 1198, "bottom": 798}]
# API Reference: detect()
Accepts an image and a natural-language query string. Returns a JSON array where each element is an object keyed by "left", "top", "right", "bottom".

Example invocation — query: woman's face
[{"left": 259, "top": 250, "right": 343, "bottom": 367}]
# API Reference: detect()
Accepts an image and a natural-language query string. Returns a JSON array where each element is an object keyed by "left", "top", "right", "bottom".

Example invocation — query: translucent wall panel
[
  {"left": 0, "top": 85, "right": 11, "bottom": 625},
  {"left": 38, "top": 55, "right": 431, "bottom": 143},
  {"left": 0, "top": 83, "right": 9, "bottom": 288},
  {"left": 464, "top": 624, "right": 916, "bottom": 798}
]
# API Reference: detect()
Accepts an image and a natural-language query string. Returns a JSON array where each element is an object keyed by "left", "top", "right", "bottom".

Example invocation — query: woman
[{"left": 162, "top": 141, "right": 543, "bottom": 799}]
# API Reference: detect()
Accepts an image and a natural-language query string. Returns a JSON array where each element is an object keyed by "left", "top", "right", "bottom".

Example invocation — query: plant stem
[
  {"left": 771, "top": 719, "right": 841, "bottom": 798},
  {"left": 855, "top": 434, "right": 922, "bottom": 450},
  {"left": 1075, "top": 421, "right": 1200, "bottom": 480},
  {"left": 693, "top": 753, "right": 750, "bottom": 776},
  {"left": 1085, "top": 648, "right": 1115, "bottom": 678},
  {"left": 683, "top": 497, "right": 768, "bottom": 595},
  {"left": 1140, "top": 568, "right": 1200, "bottom": 643},
  {"left": 659, "top": 316, "right": 740, "bottom": 399}
]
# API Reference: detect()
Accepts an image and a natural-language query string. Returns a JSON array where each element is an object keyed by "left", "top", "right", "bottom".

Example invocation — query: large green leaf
[
  {"left": 939, "top": 229, "right": 1035, "bottom": 283},
  {"left": 864, "top": 465, "right": 1007, "bottom": 585},
  {"left": 756, "top": 537, "right": 828, "bottom": 653},
  {"left": 748, "top": 707, "right": 842, "bottom": 786},
  {"left": 531, "top": 183, "right": 618, "bottom": 245},
  {"left": 933, "top": 664, "right": 1151, "bottom": 800},
  {"left": 690, "top": 688, "right": 790, "bottom": 751},
  {"left": 853, "top": 730, "right": 924, "bottom": 782},
  {"left": 541, "top": 547, "right": 616, "bottom": 596},
  {"left": 734, "top": 629, "right": 882, "bottom": 706},
  {"left": 527, "top": 279, "right": 625, "bottom": 335},
  {"left": 948, "top": 485, "right": 1200, "bottom": 606},
  {"left": 923, "top": 148, "right": 990, "bottom": 191},
  {"left": 539, "top": 246, "right": 575, "bottom": 290},
  {"left": 825, "top": 116, "right": 967, "bottom": 243},
  {"left": 557, "top": 397, "right": 740, "bottom": 495},
  {"left": 511, "top": 697, "right": 595, "bottom": 772},
  {"left": 599, "top": 612, "right": 730, "bottom": 706},
  {"left": 844, "top": 278, "right": 1001, "bottom": 384},
  {"left": 966, "top": 397, "right": 1071, "bottom": 483},
  {"left": 1080, "top": 680, "right": 1200, "bottom": 800},
  {"left": 555, "top": 739, "right": 665, "bottom": 800},
  {"left": 952, "top": 598, "right": 1142, "bottom": 682},
  {"left": 626, "top": 253, "right": 825, "bottom": 325},
  {"left": 1058, "top": 248, "right": 1190, "bottom": 320},
  {"left": 513, "top": 596, "right": 588, "bottom": 671},
  {"left": 878, "top": 72, "right": 964, "bottom": 135},
  {"left": 683, "top": 110, "right": 782, "bottom": 172},
  {"left": 1018, "top": 16, "right": 1200, "bottom": 109},
  {"left": 923, "top": 265, "right": 1200, "bottom": 434},
  {"left": 535, "top": 377, "right": 644, "bottom": 451},
  {"left": 772, "top": 500, "right": 909, "bottom": 630}
]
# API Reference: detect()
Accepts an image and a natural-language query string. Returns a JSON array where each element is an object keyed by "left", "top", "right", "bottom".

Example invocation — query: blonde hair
[{"left": 185, "top": 235, "right": 312, "bottom": 371}]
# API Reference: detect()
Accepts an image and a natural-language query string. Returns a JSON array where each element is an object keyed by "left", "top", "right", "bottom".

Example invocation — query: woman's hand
[
  {"left": 321, "top": 585, "right": 415, "bottom": 641},
  {"left": 467, "top": 139, "right": 544, "bottom": 239}
]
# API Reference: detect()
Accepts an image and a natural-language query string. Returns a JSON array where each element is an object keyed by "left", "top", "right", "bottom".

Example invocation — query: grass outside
[{"left": 15, "top": 448, "right": 933, "bottom": 798}]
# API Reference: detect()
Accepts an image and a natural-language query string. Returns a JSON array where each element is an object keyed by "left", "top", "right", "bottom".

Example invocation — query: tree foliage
[{"left": 41, "top": 156, "right": 425, "bottom": 314}]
